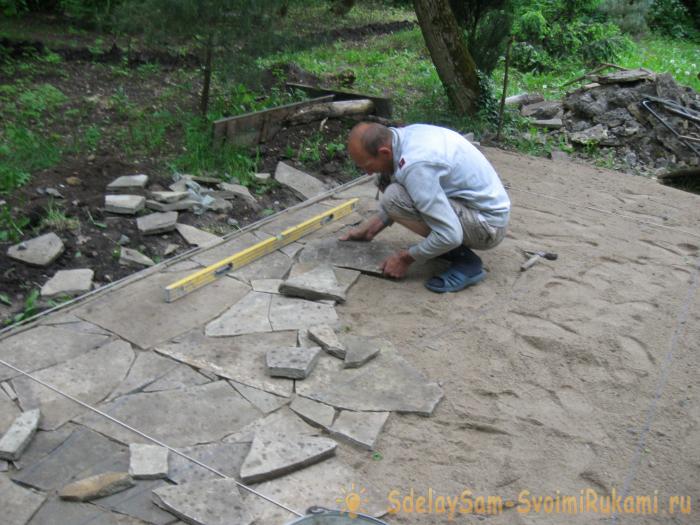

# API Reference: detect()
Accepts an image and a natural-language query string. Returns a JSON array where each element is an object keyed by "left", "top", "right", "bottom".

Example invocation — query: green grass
[{"left": 39, "top": 200, "right": 79, "bottom": 232}]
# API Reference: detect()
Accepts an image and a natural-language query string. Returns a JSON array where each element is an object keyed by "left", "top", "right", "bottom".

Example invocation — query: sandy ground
[
  {"left": 1, "top": 147, "right": 698, "bottom": 525},
  {"left": 329, "top": 148, "right": 700, "bottom": 524}
]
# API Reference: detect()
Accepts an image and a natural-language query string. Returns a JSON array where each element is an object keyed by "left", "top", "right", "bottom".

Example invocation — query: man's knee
[{"left": 380, "top": 183, "right": 417, "bottom": 221}]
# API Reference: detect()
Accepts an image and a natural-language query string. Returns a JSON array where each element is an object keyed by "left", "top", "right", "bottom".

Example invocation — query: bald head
[{"left": 347, "top": 122, "right": 394, "bottom": 176}]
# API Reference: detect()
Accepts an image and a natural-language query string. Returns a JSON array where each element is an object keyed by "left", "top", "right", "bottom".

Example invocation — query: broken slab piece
[
  {"left": 290, "top": 396, "right": 335, "bottom": 428},
  {"left": 0, "top": 408, "right": 40, "bottom": 460},
  {"left": 239, "top": 433, "right": 337, "bottom": 483},
  {"left": 129, "top": 444, "right": 169, "bottom": 479},
  {"left": 341, "top": 335, "right": 386, "bottom": 368},
  {"left": 278, "top": 264, "right": 347, "bottom": 303},
  {"left": 149, "top": 190, "right": 189, "bottom": 203},
  {"left": 153, "top": 478, "right": 253, "bottom": 525},
  {"left": 266, "top": 346, "right": 322, "bottom": 379},
  {"left": 59, "top": 471, "right": 134, "bottom": 501},
  {"left": 7, "top": 232, "right": 64, "bottom": 267},
  {"left": 137, "top": 211, "right": 178, "bottom": 235},
  {"left": 175, "top": 223, "right": 222, "bottom": 247},
  {"left": 120, "top": 247, "right": 155, "bottom": 267},
  {"left": 107, "top": 174, "right": 148, "bottom": 191},
  {"left": 230, "top": 381, "right": 289, "bottom": 414},
  {"left": 274, "top": 161, "right": 327, "bottom": 200},
  {"left": 40, "top": 268, "right": 94, "bottom": 298},
  {"left": 308, "top": 324, "right": 345, "bottom": 358},
  {"left": 0, "top": 475, "right": 46, "bottom": 524},
  {"left": 330, "top": 410, "right": 389, "bottom": 450},
  {"left": 105, "top": 194, "right": 146, "bottom": 214}
]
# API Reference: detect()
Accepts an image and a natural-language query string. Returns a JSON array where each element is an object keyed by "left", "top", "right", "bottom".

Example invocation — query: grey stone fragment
[
  {"left": 164, "top": 243, "right": 178, "bottom": 256},
  {"left": 150, "top": 190, "right": 189, "bottom": 203},
  {"left": 531, "top": 118, "right": 563, "bottom": 129},
  {"left": 156, "top": 331, "right": 295, "bottom": 397},
  {"left": 153, "top": 479, "right": 253, "bottom": 525},
  {"left": 13, "top": 340, "right": 133, "bottom": 430},
  {"left": 269, "top": 295, "right": 338, "bottom": 331},
  {"left": 0, "top": 474, "right": 45, "bottom": 525},
  {"left": 280, "top": 242, "right": 303, "bottom": 257},
  {"left": 266, "top": 346, "right": 321, "bottom": 379},
  {"left": 1, "top": 387, "right": 20, "bottom": 432},
  {"left": 146, "top": 199, "right": 198, "bottom": 212},
  {"left": 119, "top": 247, "right": 155, "bottom": 267},
  {"left": 209, "top": 198, "right": 233, "bottom": 212},
  {"left": 28, "top": 496, "right": 140, "bottom": 525},
  {"left": 279, "top": 264, "right": 347, "bottom": 302},
  {"left": 230, "top": 251, "right": 292, "bottom": 284},
  {"left": 108, "top": 351, "right": 179, "bottom": 401},
  {"left": 0, "top": 409, "right": 41, "bottom": 460},
  {"left": 242, "top": 458, "right": 387, "bottom": 524},
  {"left": 520, "top": 100, "right": 563, "bottom": 119},
  {"left": 74, "top": 270, "right": 249, "bottom": 349},
  {"left": 219, "top": 182, "right": 260, "bottom": 209},
  {"left": 59, "top": 471, "right": 134, "bottom": 501},
  {"left": 11, "top": 425, "right": 74, "bottom": 471},
  {"left": 175, "top": 223, "right": 221, "bottom": 247},
  {"left": 298, "top": 238, "right": 396, "bottom": 275},
  {"left": 137, "top": 211, "right": 178, "bottom": 235},
  {"left": 129, "top": 444, "right": 169, "bottom": 479},
  {"left": 297, "top": 329, "right": 315, "bottom": 348},
  {"left": 250, "top": 279, "right": 283, "bottom": 294},
  {"left": 240, "top": 433, "right": 336, "bottom": 483},
  {"left": 143, "top": 365, "right": 210, "bottom": 392},
  {"left": 205, "top": 291, "right": 272, "bottom": 337},
  {"left": 330, "top": 410, "right": 389, "bottom": 450},
  {"left": 107, "top": 174, "right": 148, "bottom": 191},
  {"left": 11, "top": 427, "right": 128, "bottom": 491},
  {"left": 7, "top": 233, "right": 64, "bottom": 267},
  {"left": 167, "top": 442, "right": 248, "bottom": 484},
  {"left": 341, "top": 335, "right": 386, "bottom": 368},
  {"left": 105, "top": 195, "right": 146, "bottom": 214},
  {"left": 570, "top": 124, "right": 608, "bottom": 145},
  {"left": 230, "top": 381, "right": 289, "bottom": 414},
  {"left": 224, "top": 407, "right": 317, "bottom": 444},
  {"left": 40, "top": 269, "right": 93, "bottom": 298},
  {"left": 308, "top": 324, "right": 345, "bottom": 358},
  {"left": 77, "top": 382, "right": 259, "bottom": 447},
  {"left": 93, "top": 479, "right": 174, "bottom": 525},
  {"left": 290, "top": 396, "right": 335, "bottom": 428},
  {"left": 274, "top": 161, "right": 327, "bottom": 200}
]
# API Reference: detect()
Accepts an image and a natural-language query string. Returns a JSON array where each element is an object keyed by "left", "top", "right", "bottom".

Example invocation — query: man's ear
[{"left": 377, "top": 145, "right": 392, "bottom": 158}]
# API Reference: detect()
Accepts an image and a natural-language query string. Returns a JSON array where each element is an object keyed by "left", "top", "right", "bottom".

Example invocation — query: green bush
[{"left": 647, "top": 0, "right": 699, "bottom": 40}]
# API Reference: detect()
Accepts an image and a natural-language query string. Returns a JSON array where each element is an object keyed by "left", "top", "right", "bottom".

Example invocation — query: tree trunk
[
  {"left": 413, "top": 0, "right": 480, "bottom": 115},
  {"left": 200, "top": 35, "right": 214, "bottom": 116}
]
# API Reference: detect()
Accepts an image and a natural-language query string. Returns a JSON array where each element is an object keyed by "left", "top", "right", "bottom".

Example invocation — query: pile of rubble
[{"left": 510, "top": 68, "right": 700, "bottom": 177}]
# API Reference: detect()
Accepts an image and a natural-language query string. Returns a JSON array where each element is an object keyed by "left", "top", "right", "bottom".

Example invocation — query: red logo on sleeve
[{"left": 398, "top": 157, "right": 405, "bottom": 169}]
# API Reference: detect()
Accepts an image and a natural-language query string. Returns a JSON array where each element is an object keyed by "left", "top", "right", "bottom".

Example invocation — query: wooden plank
[{"left": 286, "top": 82, "right": 392, "bottom": 118}]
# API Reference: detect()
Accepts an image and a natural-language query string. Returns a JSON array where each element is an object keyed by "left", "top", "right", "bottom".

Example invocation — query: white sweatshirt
[{"left": 379, "top": 124, "right": 511, "bottom": 262}]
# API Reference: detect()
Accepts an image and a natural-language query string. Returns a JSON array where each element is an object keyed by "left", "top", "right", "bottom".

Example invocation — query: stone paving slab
[
  {"left": 205, "top": 291, "right": 272, "bottom": 337},
  {"left": 269, "top": 295, "right": 338, "bottom": 332},
  {"left": 298, "top": 238, "right": 397, "bottom": 275},
  {"left": 289, "top": 396, "right": 335, "bottom": 429},
  {"left": 156, "top": 331, "right": 295, "bottom": 397},
  {"left": 230, "top": 250, "right": 293, "bottom": 284},
  {"left": 191, "top": 233, "right": 259, "bottom": 267},
  {"left": 230, "top": 382, "right": 289, "bottom": 414},
  {"left": 12, "top": 427, "right": 128, "bottom": 491},
  {"left": 167, "top": 442, "right": 249, "bottom": 485},
  {"left": 274, "top": 162, "right": 327, "bottom": 200},
  {"left": 150, "top": 191, "right": 189, "bottom": 203},
  {"left": 257, "top": 203, "right": 330, "bottom": 237},
  {"left": 129, "top": 444, "right": 169, "bottom": 479},
  {"left": 154, "top": 479, "right": 253, "bottom": 525},
  {"left": 266, "top": 346, "right": 322, "bottom": 379},
  {"left": 137, "top": 211, "right": 178, "bottom": 235},
  {"left": 13, "top": 340, "right": 133, "bottom": 430},
  {"left": 28, "top": 496, "right": 147, "bottom": 525},
  {"left": 77, "top": 381, "right": 260, "bottom": 447},
  {"left": 0, "top": 474, "right": 46, "bottom": 525},
  {"left": 107, "top": 351, "right": 181, "bottom": 401},
  {"left": 0, "top": 408, "right": 40, "bottom": 460},
  {"left": 12, "top": 424, "right": 74, "bottom": 471},
  {"left": 242, "top": 458, "right": 387, "bottom": 524},
  {"left": 40, "top": 268, "right": 94, "bottom": 298},
  {"left": 329, "top": 410, "right": 389, "bottom": 450},
  {"left": 239, "top": 433, "right": 336, "bottom": 483},
  {"left": 250, "top": 279, "right": 283, "bottom": 294},
  {"left": 308, "top": 324, "right": 345, "bottom": 358},
  {"left": 142, "top": 364, "right": 210, "bottom": 393},
  {"left": 0, "top": 389, "right": 20, "bottom": 434},
  {"left": 74, "top": 271, "right": 249, "bottom": 349},
  {"left": 119, "top": 247, "right": 155, "bottom": 267},
  {"left": 341, "top": 335, "right": 386, "bottom": 368},
  {"left": 95, "top": 479, "right": 176, "bottom": 525},
  {"left": 224, "top": 408, "right": 318, "bottom": 445},
  {"left": 107, "top": 174, "right": 148, "bottom": 191},
  {"left": 279, "top": 264, "right": 347, "bottom": 303},
  {"left": 105, "top": 195, "right": 146, "bottom": 215},
  {"left": 175, "top": 224, "right": 221, "bottom": 248},
  {"left": 7, "top": 232, "right": 65, "bottom": 267}
]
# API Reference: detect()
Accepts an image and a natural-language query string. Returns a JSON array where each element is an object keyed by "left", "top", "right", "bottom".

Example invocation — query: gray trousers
[{"left": 381, "top": 183, "right": 507, "bottom": 250}]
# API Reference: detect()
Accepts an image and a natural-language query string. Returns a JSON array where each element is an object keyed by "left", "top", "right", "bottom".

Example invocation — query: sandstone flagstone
[
  {"left": 290, "top": 396, "right": 335, "bottom": 428},
  {"left": 205, "top": 291, "right": 273, "bottom": 337},
  {"left": 150, "top": 190, "right": 189, "bottom": 203},
  {"left": 175, "top": 223, "right": 221, "bottom": 247},
  {"left": 0, "top": 409, "right": 41, "bottom": 460},
  {"left": 230, "top": 381, "right": 289, "bottom": 414},
  {"left": 13, "top": 340, "right": 133, "bottom": 430},
  {"left": 224, "top": 407, "right": 318, "bottom": 445},
  {"left": 137, "top": 211, "right": 178, "bottom": 235},
  {"left": 274, "top": 161, "right": 327, "bottom": 200},
  {"left": 119, "top": 247, "right": 155, "bottom": 267},
  {"left": 329, "top": 410, "right": 389, "bottom": 450},
  {"left": 266, "top": 346, "right": 322, "bottom": 379},
  {"left": 129, "top": 444, "right": 169, "bottom": 479},
  {"left": 107, "top": 174, "right": 148, "bottom": 191},
  {"left": 77, "top": 382, "right": 259, "bottom": 447},
  {"left": 0, "top": 474, "right": 46, "bottom": 525},
  {"left": 7, "top": 233, "right": 64, "bottom": 267},
  {"left": 156, "top": 331, "right": 295, "bottom": 397},
  {"left": 341, "top": 335, "right": 386, "bottom": 368},
  {"left": 40, "top": 268, "right": 94, "bottom": 298},
  {"left": 308, "top": 324, "right": 345, "bottom": 358},
  {"left": 105, "top": 195, "right": 146, "bottom": 215},
  {"left": 74, "top": 270, "right": 249, "bottom": 349},
  {"left": 298, "top": 238, "right": 396, "bottom": 275},
  {"left": 167, "top": 442, "right": 249, "bottom": 485},
  {"left": 269, "top": 295, "right": 338, "bottom": 331},
  {"left": 59, "top": 471, "right": 134, "bottom": 501},
  {"left": 153, "top": 479, "right": 253, "bottom": 525},
  {"left": 279, "top": 264, "right": 347, "bottom": 302},
  {"left": 12, "top": 427, "right": 128, "bottom": 491},
  {"left": 107, "top": 351, "right": 180, "bottom": 401},
  {"left": 239, "top": 433, "right": 336, "bottom": 483}
]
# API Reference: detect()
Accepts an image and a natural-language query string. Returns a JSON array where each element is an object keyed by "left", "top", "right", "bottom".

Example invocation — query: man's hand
[
  {"left": 339, "top": 214, "right": 386, "bottom": 242},
  {"left": 381, "top": 250, "right": 414, "bottom": 279}
]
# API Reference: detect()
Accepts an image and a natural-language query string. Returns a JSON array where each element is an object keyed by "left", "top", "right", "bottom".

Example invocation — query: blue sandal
[{"left": 425, "top": 266, "right": 487, "bottom": 293}]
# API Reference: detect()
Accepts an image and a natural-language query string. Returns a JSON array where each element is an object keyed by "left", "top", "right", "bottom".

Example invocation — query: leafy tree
[
  {"left": 115, "top": 0, "right": 282, "bottom": 116},
  {"left": 598, "top": 0, "right": 652, "bottom": 35}
]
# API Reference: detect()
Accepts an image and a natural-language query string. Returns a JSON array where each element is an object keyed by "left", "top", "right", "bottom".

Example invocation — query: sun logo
[{"left": 336, "top": 483, "right": 369, "bottom": 518}]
